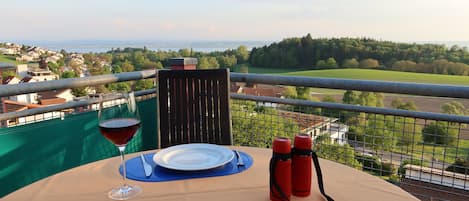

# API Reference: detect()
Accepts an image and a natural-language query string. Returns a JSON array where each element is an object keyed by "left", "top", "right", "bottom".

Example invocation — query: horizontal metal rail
[
  {"left": 231, "top": 94, "right": 469, "bottom": 124},
  {"left": 0, "top": 89, "right": 156, "bottom": 121},
  {"left": 231, "top": 73, "right": 469, "bottom": 99},
  {"left": 2, "top": 71, "right": 469, "bottom": 123},
  {"left": 0, "top": 70, "right": 155, "bottom": 97},
  {"left": 2, "top": 71, "right": 469, "bottom": 99}
]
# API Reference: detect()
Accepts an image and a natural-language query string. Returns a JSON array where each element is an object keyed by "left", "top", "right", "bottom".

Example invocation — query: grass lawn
[
  {"left": 394, "top": 139, "right": 469, "bottom": 165},
  {"left": 283, "top": 68, "right": 469, "bottom": 86},
  {"left": 231, "top": 65, "right": 310, "bottom": 74},
  {"left": 233, "top": 67, "right": 469, "bottom": 94},
  {"left": 0, "top": 55, "right": 19, "bottom": 64}
]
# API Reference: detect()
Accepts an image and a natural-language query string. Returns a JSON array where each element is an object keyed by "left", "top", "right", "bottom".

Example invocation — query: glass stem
[{"left": 118, "top": 146, "right": 128, "bottom": 188}]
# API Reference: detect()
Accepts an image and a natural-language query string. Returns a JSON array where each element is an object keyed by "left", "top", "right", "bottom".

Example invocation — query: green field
[
  {"left": 234, "top": 67, "right": 469, "bottom": 94},
  {"left": 283, "top": 68, "right": 469, "bottom": 86},
  {"left": 0, "top": 55, "right": 19, "bottom": 64},
  {"left": 232, "top": 65, "right": 310, "bottom": 74}
]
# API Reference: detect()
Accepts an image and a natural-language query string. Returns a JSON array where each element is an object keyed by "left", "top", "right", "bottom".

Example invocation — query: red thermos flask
[
  {"left": 270, "top": 137, "right": 292, "bottom": 201},
  {"left": 292, "top": 134, "right": 312, "bottom": 197}
]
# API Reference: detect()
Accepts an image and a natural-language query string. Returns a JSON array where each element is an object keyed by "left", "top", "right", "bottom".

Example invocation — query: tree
[
  {"left": 1, "top": 70, "right": 16, "bottom": 80},
  {"left": 342, "top": 58, "right": 359, "bottom": 68},
  {"left": 315, "top": 143, "right": 362, "bottom": 169},
  {"left": 315, "top": 60, "right": 326, "bottom": 68},
  {"left": 236, "top": 45, "right": 249, "bottom": 64},
  {"left": 133, "top": 79, "right": 154, "bottom": 91},
  {"left": 386, "top": 116, "right": 421, "bottom": 147},
  {"left": 343, "top": 90, "right": 359, "bottom": 104},
  {"left": 231, "top": 100, "right": 299, "bottom": 148},
  {"left": 198, "top": 57, "right": 219, "bottom": 69},
  {"left": 48, "top": 62, "right": 60, "bottom": 74},
  {"left": 359, "top": 58, "right": 380, "bottom": 68},
  {"left": 61, "top": 71, "right": 77, "bottom": 78},
  {"left": 107, "top": 82, "right": 131, "bottom": 92},
  {"left": 391, "top": 98, "right": 418, "bottom": 111},
  {"left": 422, "top": 122, "right": 458, "bottom": 146},
  {"left": 121, "top": 61, "right": 135, "bottom": 72},
  {"left": 325, "top": 57, "right": 338, "bottom": 68},
  {"left": 364, "top": 115, "right": 394, "bottom": 152},
  {"left": 441, "top": 101, "right": 467, "bottom": 115},
  {"left": 283, "top": 86, "right": 297, "bottom": 98},
  {"left": 322, "top": 95, "right": 340, "bottom": 117},
  {"left": 217, "top": 55, "right": 237, "bottom": 68},
  {"left": 179, "top": 48, "right": 191, "bottom": 57}
]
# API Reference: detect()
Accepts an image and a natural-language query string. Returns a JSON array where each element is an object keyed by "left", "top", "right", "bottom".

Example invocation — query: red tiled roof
[
  {"left": 2, "top": 76, "right": 16, "bottom": 84},
  {"left": 278, "top": 110, "right": 329, "bottom": 131},
  {"left": 39, "top": 98, "right": 66, "bottom": 105},
  {"left": 20, "top": 76, "right": 33, "bottom": 83},
  {"left": 2, "top": 100, "right": 44, "bottom": 113},
  {"left": 38, "top": 89, "right": 68, "bottom": 99},
  {"left": 242, "top": 87, "right": 284, "bottom": 98},
  {"left": 230, "top": 85, "right": 242, "bottom": 93}
]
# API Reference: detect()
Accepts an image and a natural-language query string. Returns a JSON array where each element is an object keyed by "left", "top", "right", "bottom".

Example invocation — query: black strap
[
  {"left": 269, "top": 153, "right": 290, "bottom": 201},
  {"left": 311, "top": 151, "right": 334, "bottom": 201}
]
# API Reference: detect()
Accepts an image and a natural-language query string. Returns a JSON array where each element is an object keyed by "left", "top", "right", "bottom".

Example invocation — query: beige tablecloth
[{"left": 4, "top": 146, "right": 419, "bottom": 201}]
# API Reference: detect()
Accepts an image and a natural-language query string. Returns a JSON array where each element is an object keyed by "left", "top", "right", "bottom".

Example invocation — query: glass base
[{"left": 108, "top": 184, "right": 142, "bottom": 200}]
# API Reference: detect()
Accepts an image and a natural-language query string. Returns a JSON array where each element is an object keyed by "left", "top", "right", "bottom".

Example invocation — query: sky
[{"left": 1, "top": 0, "right": 469, "bottom": 42}]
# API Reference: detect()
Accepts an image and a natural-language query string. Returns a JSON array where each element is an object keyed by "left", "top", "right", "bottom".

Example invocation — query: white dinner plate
[{"left": 153, "top": 143, "right": 234, "bottom": 171}]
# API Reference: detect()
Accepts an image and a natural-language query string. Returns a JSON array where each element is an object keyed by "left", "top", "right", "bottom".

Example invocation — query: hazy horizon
[
  {"left": 2, "top": 0, "right": 469, "bottom": 42},
  {"left": 3, "top": 39, "right": 469, "bottom": 53}
]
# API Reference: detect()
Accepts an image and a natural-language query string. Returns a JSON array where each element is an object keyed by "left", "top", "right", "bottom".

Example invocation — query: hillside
[
  {"left": 282, "top": 68, "right": 469, "bottom": 86},
  {"left": 0, "top": 55, "right": 18, "bottom": 64}
]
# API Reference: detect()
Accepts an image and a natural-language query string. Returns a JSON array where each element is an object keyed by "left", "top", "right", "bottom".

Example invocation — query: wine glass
[{"left": 98, "top": 92, "right": 142, "bottom": 200}]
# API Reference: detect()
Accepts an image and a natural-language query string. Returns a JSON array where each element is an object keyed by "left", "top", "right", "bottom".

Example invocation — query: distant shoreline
[
  {"left": 4, "top": 39, "right": 468, "bottom": 54},
  {"left": 4, "top": 40, "right": 272, "bottom": 53}
]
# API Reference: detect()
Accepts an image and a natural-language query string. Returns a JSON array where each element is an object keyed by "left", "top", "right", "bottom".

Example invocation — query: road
[{"left": 349, "top": 141, "right": 449, "bottom": 170}]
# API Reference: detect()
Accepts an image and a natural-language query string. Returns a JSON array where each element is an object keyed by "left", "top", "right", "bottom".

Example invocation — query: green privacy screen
[{"left": 0, "top": 98, "right": 158, "bottom": 197}]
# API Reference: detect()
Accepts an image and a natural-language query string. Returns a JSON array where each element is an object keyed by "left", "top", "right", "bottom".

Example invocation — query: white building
[
  {"left": 326, "top": 123, "right": 349, "bottom": 145},
  {"left": 0, "top": 48, "right": 18, "bottom": 55},
  {"left": 404, "top": 164, "right": 469, "bottom": 190},
  {"left": 27, "top": 70, "right": 59, "bottom": 81}
]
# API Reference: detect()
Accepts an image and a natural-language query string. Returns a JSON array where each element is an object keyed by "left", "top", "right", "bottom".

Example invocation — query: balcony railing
[{"left": 1, "top": 70, "right": 468, "bottom": 201}]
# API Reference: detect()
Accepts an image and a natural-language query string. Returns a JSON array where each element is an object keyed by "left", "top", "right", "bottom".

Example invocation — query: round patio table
[{"left": 4, "top": 146, "right": 419, "bottom": 201}]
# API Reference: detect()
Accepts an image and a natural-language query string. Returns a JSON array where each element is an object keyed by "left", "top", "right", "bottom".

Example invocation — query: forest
[{"left": 249, "top": 34, "right": 469, "bottom": 76}]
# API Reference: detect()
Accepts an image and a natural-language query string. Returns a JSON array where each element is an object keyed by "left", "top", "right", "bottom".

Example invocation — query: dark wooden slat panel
[
  {"left": 200, "top": 79, "right": 208, "bottom": 142},
  {"left": 194, "top": 78, "right": 202, "bottom": 143},
  {"left": 157, "top": 69, "right": 232, "bottom": 147},
  {"left": 169, "top": 76, "right": 178, "bottom": 145},
  {"left": 212, "top": 79, "right": 221, "bottom": 143},
  {"left": 175, "top": 78, "right": 184, "bottom": 144},
  {"left": 218, "top": 69, "right": 232, "bottom": 145},
  {"left": 158, "top": 73, "right": 170, "bottom": 148},
  {"left": 180, "top": 77, "right": 189, "bottom": 144},
  {"left": 187, "top": 77, "right": 195, "bottom": 143},
  {"left": 207, "top": 78, "right": 215, "bottom": 144}
]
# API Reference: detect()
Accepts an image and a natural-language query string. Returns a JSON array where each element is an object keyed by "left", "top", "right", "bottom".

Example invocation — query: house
[
  {"left": 2, "top": 76, "right": 21, "bottom": 85},
  {"left": 26, "top": 69, "right": 59, "bottom": 81},
  {"left": 231, "top": 84, "right": 285, "bottom": 107},
  {"left": 327, "top": 122, "right": 349, "bottom": 145},
  {"left": 1, "top": 99, "right": 63, "bottom": 127},
  {"left": 0, "top": 48, "right": 18, "bottom": 55},
  {"left": 401, "top": 164, "right": 469, "bottom": 201},
  {"left": 37, "top": 89, "right": 74, "bottom": 104},
  {"left": 277, "top": 110, "right": 348, "bottom": 145},
  {"left": 13, "top": 77, "right": 39, "bottom": 104}
]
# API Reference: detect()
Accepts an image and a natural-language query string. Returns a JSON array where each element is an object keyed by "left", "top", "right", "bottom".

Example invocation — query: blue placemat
[{"left": 119, "top": 151, "right": 253, "bottom": 182}]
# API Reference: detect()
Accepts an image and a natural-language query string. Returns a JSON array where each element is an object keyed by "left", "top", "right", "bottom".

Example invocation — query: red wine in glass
[
  {"left": 99, "top": 118, "right": 141, "bottom": 146},
  {"left": 98, "top": 92, "right": 142, "bottom": 200}
]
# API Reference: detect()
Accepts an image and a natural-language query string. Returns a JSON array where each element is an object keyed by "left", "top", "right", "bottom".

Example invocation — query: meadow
[
  {"left": 282, "top": 68, "right": 469, "bottom": 86},
  {"left": 0, "top": 55, "right": 19, "bottom": 64}
]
